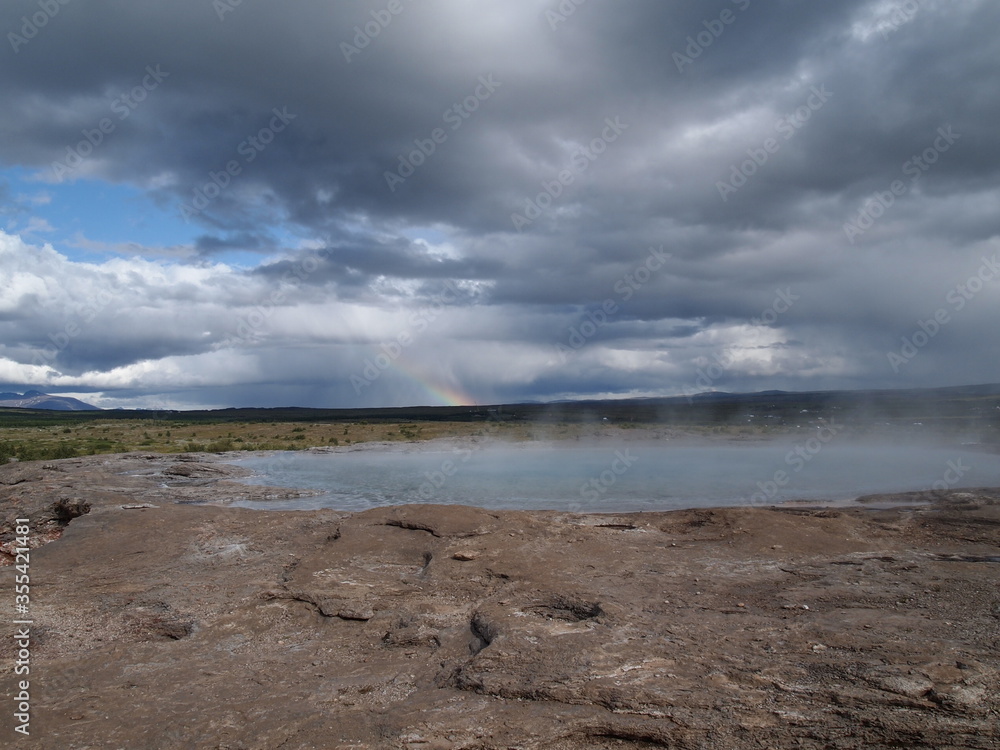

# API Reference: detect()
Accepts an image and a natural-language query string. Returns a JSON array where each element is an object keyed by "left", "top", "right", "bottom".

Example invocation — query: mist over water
[{"left": 230, "top": 438, "right": 1000, "bottom": 512}]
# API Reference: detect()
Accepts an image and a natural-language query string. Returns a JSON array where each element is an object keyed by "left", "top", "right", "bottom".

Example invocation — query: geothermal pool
[{"left": 229, "top": 438, "right": 1000, "bottom": 513}]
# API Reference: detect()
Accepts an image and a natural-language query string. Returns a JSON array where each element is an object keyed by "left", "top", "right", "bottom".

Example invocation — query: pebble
[{"left": 452, "top": 551, "right": 477, "bottom": 561}]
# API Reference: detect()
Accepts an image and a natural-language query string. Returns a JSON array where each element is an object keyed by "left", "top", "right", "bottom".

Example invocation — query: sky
[{"left": 0, "top": 0, "right": 998, "bottom": 410}]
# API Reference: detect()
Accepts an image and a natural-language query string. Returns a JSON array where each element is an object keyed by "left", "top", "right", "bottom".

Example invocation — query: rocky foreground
[{"left": 1, "top": 452, "right": 999, "bottom": 749}]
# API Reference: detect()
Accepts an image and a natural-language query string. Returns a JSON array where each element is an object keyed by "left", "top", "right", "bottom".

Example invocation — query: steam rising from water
[{"left": 231, "top": 438, "right": 1000, "bottom": 512}]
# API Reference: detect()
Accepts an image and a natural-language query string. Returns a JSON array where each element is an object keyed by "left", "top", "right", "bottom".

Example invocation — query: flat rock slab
[{"left": 1, "top": 453, "right": 999, "bottom": 748}]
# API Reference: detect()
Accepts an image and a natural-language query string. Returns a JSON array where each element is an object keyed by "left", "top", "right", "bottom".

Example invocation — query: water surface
[{"left": 229, "top": 438, "right": 1000, "bottom": 512}]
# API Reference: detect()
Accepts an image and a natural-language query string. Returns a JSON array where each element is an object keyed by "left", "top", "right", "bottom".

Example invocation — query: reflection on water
[{"left": 228, "top": 439, "right": 1000, "bottom": 513}]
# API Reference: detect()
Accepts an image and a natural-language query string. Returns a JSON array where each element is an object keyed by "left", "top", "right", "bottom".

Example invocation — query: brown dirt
[{"left": 1, "top": 452, "right": 998, "bottom": 748}]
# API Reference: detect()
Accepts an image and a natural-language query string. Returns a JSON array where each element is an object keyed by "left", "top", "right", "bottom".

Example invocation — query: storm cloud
[{"left": 1, "top": 0, "right": 998, "bottom": 408}]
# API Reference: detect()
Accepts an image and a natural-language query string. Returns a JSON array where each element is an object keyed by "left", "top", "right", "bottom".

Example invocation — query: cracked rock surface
[{"left": 1, "top": 452, "right": 998, "bottom": 748}]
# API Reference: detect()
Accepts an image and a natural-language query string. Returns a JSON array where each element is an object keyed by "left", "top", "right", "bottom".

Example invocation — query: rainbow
[{"left": 391, "top": 356, "right": 477, "bottom": 407}]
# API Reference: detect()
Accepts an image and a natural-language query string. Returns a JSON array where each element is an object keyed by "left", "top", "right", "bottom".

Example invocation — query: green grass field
[
  {"left": 0, "top": 418, "right": 497, "bottom": 463},
  {"left": 0, "top": 415, "right": 791, "bottom": 464}
]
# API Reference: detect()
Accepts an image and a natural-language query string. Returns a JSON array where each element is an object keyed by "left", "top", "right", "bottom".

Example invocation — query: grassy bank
[{"left": 0, "top": 417, "right": 791, "bottom": 464}]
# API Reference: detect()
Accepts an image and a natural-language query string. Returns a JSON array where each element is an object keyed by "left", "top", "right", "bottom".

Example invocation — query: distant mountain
[{"left": 0, "top": 390, "right": 101, "bottom": 411}]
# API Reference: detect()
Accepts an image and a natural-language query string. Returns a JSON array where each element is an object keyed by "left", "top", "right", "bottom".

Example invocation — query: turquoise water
[{"left": 229, "top": 439, "right": 1000, "bottom": 513}]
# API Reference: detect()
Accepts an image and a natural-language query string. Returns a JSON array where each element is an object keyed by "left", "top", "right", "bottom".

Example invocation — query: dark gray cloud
[{"left": 0, "top": 0, "right": 998, "bottom": 407}]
